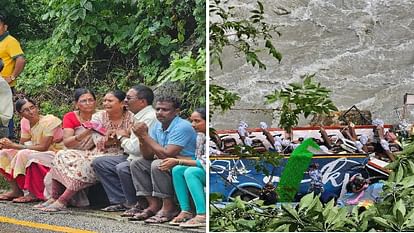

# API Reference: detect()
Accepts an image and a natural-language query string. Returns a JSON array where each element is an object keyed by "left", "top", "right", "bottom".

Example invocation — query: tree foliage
[
  {"left": 265, "top": 74, "right": 338, "bottom": 133},
  {"left": 209, "top": 0, "right": 281, "bottom": 114},
  {"left": 210, "top": 0, "right": 281, "bottom": 69},
  {"left": 157, "top": 49, "right": 206, "bottom": 116}
]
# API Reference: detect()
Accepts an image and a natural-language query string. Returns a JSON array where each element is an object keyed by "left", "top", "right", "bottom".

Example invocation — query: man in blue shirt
[{"left": 129, "top": 95, "right": 197, "bottom": 223}]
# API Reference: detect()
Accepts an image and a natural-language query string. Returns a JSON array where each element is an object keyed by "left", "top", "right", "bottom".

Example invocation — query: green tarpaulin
[{"left": 277, "top": 138, "right": 320, "bottom": 202}]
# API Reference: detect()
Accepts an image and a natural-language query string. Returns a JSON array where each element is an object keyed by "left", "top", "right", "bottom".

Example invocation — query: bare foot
[{"left": 0, "top": 191, "right": 24, "bottom": 201}]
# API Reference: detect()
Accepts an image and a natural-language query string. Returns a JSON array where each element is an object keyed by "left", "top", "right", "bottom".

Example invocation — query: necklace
[
  {"left": 108, "top": 111, "right": 125, "bottom": 129},
  {"left": 77, "top": 111, "right": 92, "bottom": 123}
]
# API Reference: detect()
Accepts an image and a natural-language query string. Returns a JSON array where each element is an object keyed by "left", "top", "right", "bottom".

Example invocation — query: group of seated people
[
  {"left": 0, "top": 84, "right": 206, "bottom": 228},
  {"left": 211, "top": 119, "right": 399, "bottom": 162}
]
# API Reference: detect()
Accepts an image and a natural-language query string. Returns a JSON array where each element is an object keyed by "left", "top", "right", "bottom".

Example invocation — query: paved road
[{"left": 0, "top": 201, "right": 205, "bottom": 233}]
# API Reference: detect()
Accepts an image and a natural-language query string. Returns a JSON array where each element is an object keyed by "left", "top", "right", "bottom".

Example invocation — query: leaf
[
  {"left": 373, "top": 217, "right": 391, "bottom": 229},
  {"left": 70, "top": 44, "right": 80, "bottom": 54},
  {"left": 84, "top": 2, "right": 93, "bottom": 11},
  {"left": 234, "top": 196, "right": 246, "bottom": 209},
  {"left": 178, "top": 33, "right": 185, "bottom": 43},
  {"left": 79, "top": 8, "right": 87, "bottom": 20},
  {"left": 322, "top": 199, "right": 335, "bottom": 218},
  {"left": 159, "top": 36, "right": 171, "bottom": 46},
  {"left": 274, "top": 224, "right": 291, "bottom": 232},
  {"left": 281, "top": 204, "right": 300, "bottom": 220},
  {"left": 41, "top": 12, "right": 49, "bottom": 21},
  {"left": 299, "top": 192, "right": 314, "bottom": 212},
  {"left": 401, "top": 175, "right": 414, "bottom": 188},
  {"left": 210, "top": 192, "right": 224, "bottom": 201},
  {"left": 393, "top": 199, "right": 406, "bottom": 218},
  {"left": 236, "top": 219, "right": 257, "bottom": 229},
  {"left": 257, "top": 1, "right": 264, "bottom": 13},
  {"left": 408, "top": 160, "right": 414, "bottom": 174},
  {"left": 396, "top": 166, "right": 404, "bottom": 182}
]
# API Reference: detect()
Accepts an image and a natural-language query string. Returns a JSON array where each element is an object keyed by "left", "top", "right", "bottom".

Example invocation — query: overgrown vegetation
[{"left": 1, "top": 0, "right": 206, "bottom": 118}]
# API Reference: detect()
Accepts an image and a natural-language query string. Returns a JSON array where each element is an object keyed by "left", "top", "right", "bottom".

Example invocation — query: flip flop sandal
[
  {"left": 128, "top": 209, "right": 156, "bottom": 221},
  {"left": 12, "top": 196, "right": 40, "bottom": 203},
  {"left": 40, "top": 203, "right": 68, "bottom": 213},
  {"left": 120, "top": 206, "right": 143, "bottom": 217},
  {"left": 144, "top": 210, "right": 180, "bottom": 224},
  {"left": 169, "top": 211, "right": 193, "bottom": 226},
  {"left": 179, "top": 216, "right": 207, "bottom": 228},
  {"left": 33, "top": 199, "right": 56, "bottom": 209},
  {"left": 100, "top": 204, "right": 128, "bottom": 212}
]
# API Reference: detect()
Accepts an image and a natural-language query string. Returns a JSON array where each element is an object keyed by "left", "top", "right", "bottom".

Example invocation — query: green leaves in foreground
[
  {"left": 373, "top": 199, "right": 414, "bottom": 231},
  {"left": 265, "top": 74, "right": 338, "bottom": 133},
  {"left": 271, "top": 193, "right": 352, "bottom": 232}
]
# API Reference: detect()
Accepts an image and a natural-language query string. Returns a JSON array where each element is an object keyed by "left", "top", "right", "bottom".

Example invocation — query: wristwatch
[{"left": 117, "top": 135, "right": 125, "bottom": 141}]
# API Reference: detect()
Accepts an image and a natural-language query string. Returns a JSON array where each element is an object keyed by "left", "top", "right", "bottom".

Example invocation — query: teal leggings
[{"left": 172, "top": 165, "right": 206, "bottom": 214}]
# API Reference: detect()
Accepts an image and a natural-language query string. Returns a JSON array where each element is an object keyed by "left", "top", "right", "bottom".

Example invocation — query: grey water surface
[{"left": 211, "top": 0, "right": 414, "bottom": 129}]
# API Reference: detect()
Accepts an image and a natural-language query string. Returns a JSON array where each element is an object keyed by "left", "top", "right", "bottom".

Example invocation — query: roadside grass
[{"left": 0, "top": 175, "right": 9, "bottom": 190}]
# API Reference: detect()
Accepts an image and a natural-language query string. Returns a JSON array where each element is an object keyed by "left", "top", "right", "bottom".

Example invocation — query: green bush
[{"left": 0, "top": 176, "right": 9, "bottom": 190}]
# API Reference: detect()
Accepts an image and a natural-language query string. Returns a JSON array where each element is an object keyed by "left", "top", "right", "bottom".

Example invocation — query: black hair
[
  {"left": 131, "top": 85, "right": 154, "bottom": 105},
  {"left": 108, "top": 89, "right": 126, "bottom": 102},
  {"left": 16, "top": 98, "right": 36, "bottom": 113},
  {"left": 74, "top": 88, "right": 96, "bottom": 102},
  {"left": 194, "top": 107, "right": 206, "bottom": 120},
  {"left": 0, "top": 58, "right": 3, "bottom": 72},
  {"left": 156, "top": 95, "right": 181, "bottom": 109}
]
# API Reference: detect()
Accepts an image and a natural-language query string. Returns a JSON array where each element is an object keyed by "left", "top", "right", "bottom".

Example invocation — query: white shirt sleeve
[{"left": 121, "top": 108, "right": 158, "bottom": 159}]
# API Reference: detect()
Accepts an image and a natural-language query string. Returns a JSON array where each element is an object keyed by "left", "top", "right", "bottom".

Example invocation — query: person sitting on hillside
[
  {"left": 169, "top": 108, "right": 206, "bottom": 228},
  {"left": 0, "top": 98, "right": 64, "bottom": 202},
  {"left": 128, "top": 95, "right": 197, "bottom": 223},
  {"left": 92, "top": 85, "right": 158, "bottom": 216},
  {"left": 35, "top": 88, "right": 97, "bottom": 210}
]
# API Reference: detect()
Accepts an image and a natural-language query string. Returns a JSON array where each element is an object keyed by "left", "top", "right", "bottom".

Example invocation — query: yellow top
[{"left": 0, "top": 32, "right": 24, "bottom": 87}]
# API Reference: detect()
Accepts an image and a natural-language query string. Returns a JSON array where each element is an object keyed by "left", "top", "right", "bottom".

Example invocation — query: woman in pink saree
[{"left": 37, "top": 88, "right": 98, "bottom": 208}]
